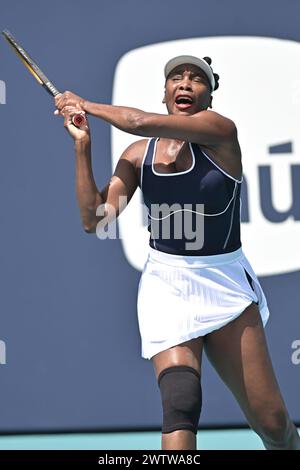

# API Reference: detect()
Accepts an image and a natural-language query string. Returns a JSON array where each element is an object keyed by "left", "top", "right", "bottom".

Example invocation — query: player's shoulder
[
  {"left": 120, "top": 138, "right": 150, "bottom": 167},
  {"left": 196, "top": 110, "right": 237, "bottom": 130},
  {"left": 122, "top": 138, "right": 149, "bottom": 154}
]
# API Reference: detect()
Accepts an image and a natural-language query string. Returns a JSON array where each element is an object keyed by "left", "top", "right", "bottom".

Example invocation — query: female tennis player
[{"left": 55, "top": 55, "right": 300, "bottom": 451}]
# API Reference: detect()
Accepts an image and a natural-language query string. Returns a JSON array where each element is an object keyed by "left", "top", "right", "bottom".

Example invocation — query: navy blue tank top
[{"left": 141, "top": 138, "right": 242, "bottom": 256}]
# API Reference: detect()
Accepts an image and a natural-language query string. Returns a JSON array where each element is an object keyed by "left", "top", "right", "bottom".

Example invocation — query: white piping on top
[
  {"left": 140, "top": 138, "right": 152, "bottom": 191},
  {"left": 148, "top": 181, "right": 238, "bottom": 220},
  {"left": 150, "top": 137, "right": 243, "bottom": 183},
  {"left": 151, "top": 138, "right": 195, "bottom": 176},
  {"left": 201, "top": 149, "right": 243, "bottom": 183},
  {"left": 223, "top": 182, "right": 239, "bottom": 249}
]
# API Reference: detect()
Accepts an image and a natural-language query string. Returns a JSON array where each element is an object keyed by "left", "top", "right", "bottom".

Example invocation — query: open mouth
[{"left": 175, "top": 95, "right": 193, "bottom": 109}]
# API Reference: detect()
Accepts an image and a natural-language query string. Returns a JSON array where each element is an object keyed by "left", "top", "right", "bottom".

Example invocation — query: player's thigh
[
  {"left": 152, "top": 337, "right": 204, "bottom": 380},
  {"left": 203, "top": 302, "right": 288, "bottom": 428}
]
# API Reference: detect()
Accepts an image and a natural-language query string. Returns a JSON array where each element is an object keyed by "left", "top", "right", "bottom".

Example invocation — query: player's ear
[
  {"left": 162, "top": 90, "right": 166, "bottom": 104},
  {"left": 208, "top": 96, "right": 213, "bottom": 109}
]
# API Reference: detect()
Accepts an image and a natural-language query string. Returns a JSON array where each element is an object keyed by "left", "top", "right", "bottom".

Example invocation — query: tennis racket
[{"left": 2, "top": 30, "right": 86, "bottom": 127}]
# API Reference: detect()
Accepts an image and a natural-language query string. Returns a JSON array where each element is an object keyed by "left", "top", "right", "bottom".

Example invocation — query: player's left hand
[
  {"left": 58, "top": 103, "right": 90, "bottom": 141},
  {"left": 54, "top": 91, "right": 86, "bottom": 115}
]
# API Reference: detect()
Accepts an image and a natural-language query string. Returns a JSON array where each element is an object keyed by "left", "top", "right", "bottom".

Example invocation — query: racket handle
[{"left": 72, "top": 113, "right": 86, "bottom": 128}]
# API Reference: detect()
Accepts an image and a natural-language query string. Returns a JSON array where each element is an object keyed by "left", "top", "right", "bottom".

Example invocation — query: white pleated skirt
[{"left": 137, "top": 246, "right": 270, "bottom": 360}]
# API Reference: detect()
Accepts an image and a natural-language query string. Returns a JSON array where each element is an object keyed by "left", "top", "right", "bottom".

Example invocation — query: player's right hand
[{"left": 54, "top": 91, "right": 85, "bottom": 113}]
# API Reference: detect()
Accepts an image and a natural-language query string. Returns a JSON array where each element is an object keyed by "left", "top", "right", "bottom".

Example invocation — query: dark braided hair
[{"left": 202, "top": 56, "right": 220, "bottom": 91}]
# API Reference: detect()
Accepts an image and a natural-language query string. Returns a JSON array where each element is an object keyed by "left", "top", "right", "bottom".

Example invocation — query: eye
[{"left": 172, "top": 75, "right": 182, "bottom": 81}]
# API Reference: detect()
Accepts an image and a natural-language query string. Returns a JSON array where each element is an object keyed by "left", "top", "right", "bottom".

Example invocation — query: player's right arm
[{"left": 62, "top": 105, "right": 144, "bottom": 234}]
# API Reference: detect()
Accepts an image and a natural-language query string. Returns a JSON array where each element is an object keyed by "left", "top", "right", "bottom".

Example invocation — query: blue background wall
[{"left": 0, "top": 0, "right": 299, "bottom": 432}]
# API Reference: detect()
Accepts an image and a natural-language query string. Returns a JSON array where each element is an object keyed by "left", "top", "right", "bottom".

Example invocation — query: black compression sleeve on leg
[{"left": 158, "top": 365, "right": 202, "bottom": 434}]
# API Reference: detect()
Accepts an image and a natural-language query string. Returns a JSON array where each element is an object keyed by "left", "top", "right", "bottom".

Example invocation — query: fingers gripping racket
[{"left": 2, "top": 30, "right": 85, "bottom": 127}]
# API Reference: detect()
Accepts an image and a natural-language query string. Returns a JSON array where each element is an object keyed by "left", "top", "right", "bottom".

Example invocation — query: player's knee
[
  {"left": 255, "top": 408, "right": 291, "bottom": 447},
  {"left": 158, "top": 365, "right": 202, "bottom": 435}
]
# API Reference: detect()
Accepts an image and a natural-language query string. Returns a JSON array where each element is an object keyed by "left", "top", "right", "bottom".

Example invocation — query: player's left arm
[{"left": 55, "top": 92, "right": 237, "bottom": 147}]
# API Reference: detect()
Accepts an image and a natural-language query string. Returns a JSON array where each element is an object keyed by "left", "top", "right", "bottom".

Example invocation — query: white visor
[{"left": 164, "top": 55, "right": 215, "bottom": 92}]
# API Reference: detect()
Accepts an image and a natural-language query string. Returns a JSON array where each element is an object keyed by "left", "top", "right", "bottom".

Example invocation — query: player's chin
[
  {"left": 173, "top": 108, "right": 196, "bottom": 116},
  {"left": 172, "top": 103, "right": 201, "bottom": 116}
]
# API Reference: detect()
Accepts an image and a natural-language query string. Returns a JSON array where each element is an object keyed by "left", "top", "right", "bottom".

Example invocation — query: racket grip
[{"left": 72, "top": 113, "right": 86, "bottom": 128}]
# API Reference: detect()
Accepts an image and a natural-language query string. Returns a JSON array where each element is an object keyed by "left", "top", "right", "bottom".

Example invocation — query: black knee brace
[{"left": 158, "top": 365, "right": 202, "bottom": 435}]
